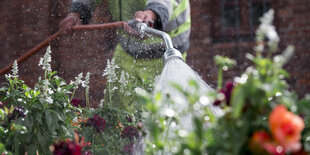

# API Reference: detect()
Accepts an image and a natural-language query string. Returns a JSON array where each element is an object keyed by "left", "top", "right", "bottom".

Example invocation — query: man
[{"left": 59, "top": 0, "right": 191, "bottom": 107}]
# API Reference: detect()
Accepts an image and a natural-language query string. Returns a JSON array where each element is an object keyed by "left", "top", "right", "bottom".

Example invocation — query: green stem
[
  {"left": 70, "top": 88, "right": 77, "bottom": 102},
  {"left": 86, "top": 91, "right": 90, "bottom": 109},
  {"left": 217, "top": 67, "right": 223, "bottom": 90},
  {"left": 108, "top": 82, "right": 112, "bottom": 104}
]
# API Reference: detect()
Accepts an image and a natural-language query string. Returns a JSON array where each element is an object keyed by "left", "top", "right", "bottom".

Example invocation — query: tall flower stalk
[
  {"left": 84, "top": 72, "right": 90, "bottom": 109},
  {"left": 38, "top": 45, "right": 52, "bottom": 79},
  {"left": 70, "top": 73, "right": 84, "bottom": 101},
  {"left": 102, "top": 58, "right": 119, "bottom": 104}
]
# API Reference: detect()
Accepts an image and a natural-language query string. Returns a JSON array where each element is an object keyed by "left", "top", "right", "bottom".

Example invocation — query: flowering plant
[
  {"left": 0, "top": 47, "right": 85, "bottom": 154},
  {"left": 206, "top": 10, "right": 310, "bottom": 155},
  {"left": 140, "top": 9, "right": 310, "bottom": 155},
  {"left": 73, "top": 58, "right": 144, "bottom": 154}
]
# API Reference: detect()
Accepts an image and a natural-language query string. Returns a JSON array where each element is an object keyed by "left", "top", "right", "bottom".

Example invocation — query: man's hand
[
  {"left": 58, "top": 12, "right": 81, "bottom": 35},
  {"left": 134, "top": 10, "right": 156, "bottom": 23},
  {"left": 124, "top": 10, "right": 157, "bottom": 37}
]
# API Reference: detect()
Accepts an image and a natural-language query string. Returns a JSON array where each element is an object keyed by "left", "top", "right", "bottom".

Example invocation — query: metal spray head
[{"left": 128, "top": 20, "right": 183, "bottom": 63}]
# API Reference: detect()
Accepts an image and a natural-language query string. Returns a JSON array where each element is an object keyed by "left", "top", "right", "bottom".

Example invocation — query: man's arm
[
  {"left": 59, "top": 0, "right": 100, "bottom": 33},
  {"left": 70, "top": 0, "right": 99, "bottom": 24}
]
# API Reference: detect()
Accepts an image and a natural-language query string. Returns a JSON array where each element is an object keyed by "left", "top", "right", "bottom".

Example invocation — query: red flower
[
  {"left": 70, "top": 99, "right": 86, "bottom": 108},
  {"left": 122, "top": 142, "right": 134, "bottom": 154},
  {"left": 86, "top": 114, "right": 106, "bottom": 133},
  {"left": 269, "top": 105, "right": 305, "bottom": 153},
  {"left": 121, "top": 126, "right": 139, "bottom": 140},
  {"left": 126, "top": 116, "right": 133, "bottom": 123},
  {"left": 213, "top": 82, "right": 235, "bottom": 106},
  {"left": 53, "top": 140, "right": 82, "bottom": 155}
]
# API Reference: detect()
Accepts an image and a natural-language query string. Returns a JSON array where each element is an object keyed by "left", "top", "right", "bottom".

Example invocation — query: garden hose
[{"left": 0, "top": 21, "right": 125, "bottom": 75}]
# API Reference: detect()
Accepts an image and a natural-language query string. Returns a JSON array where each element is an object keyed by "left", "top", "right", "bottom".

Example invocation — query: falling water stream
[
  {"left": 132, "top": 58, "right": 222, "bottom": 155},
  {"left": 131, "top": 23, "right": 221, "bottom": 154}
]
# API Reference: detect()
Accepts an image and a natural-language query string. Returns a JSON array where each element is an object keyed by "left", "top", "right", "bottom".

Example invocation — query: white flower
[
  {"left": 99, "top": 99, "right": 104, "bottom": 108},
  {"left": 255, "top": 9, "right": 280, "bottom": 52},
  {"left": 119, "top": 71, "right": 130, "bottom": 93},
  {"left": 12, "top": 60, "right": 19, "bottom": 78},
  {"left": 103, "top": 58, "right": 119, "bottom": 83},
  {"left": 5, "top": 74, "right": 12, "bottom": 80},
  {"left": 46, "top": 96, "right": 53, "bottom": 104},
  {"left": 38, "top": 46, "right": 52, "bottom": 72},
  {"left": 75, "top": 73, "right": 84, "bottom": 85},
  {"left": 72, "top": 73, "right": 85, "bottom": 89}
]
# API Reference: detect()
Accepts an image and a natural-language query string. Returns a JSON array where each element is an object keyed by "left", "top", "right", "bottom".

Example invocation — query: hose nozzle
[{"left": 128, "top": 20, "right": 183, "bottom": 63}]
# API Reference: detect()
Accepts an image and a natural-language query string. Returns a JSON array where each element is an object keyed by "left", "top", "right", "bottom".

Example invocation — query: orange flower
[
  {"left": 250, "top": 131, "right": 287, "bottom": 155},
  {"left": 268, "top": 105, "right": 305, "bottom": 152},
  {"left": 250, "top": 130, "right": 272, "bottom": 153},
  {"left": 74, "top": 132, "right": 91, "bottom": 147},
  {"left": 116, "top": 122, "right": 124, "bottom": 130}
]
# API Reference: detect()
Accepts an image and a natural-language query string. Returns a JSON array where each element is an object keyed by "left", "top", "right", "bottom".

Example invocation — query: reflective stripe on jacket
[{"left": 71, "top": 0, "right": 190, "bottom": 59}]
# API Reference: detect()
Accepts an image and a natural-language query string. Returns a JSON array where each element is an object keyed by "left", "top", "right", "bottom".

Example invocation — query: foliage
[
  {"left": 207, "top": 10, "right": 310, "bottom": 154},
  {"left": 0, "top": 47, "right": 144, "bottom": 154},
  {"left": 137, "top": 81, "right": 217, "bottom": 155},
  {"left": 0, "top": 47, "right": 84, "bottom": 154},
  {"left": 140, "top": 9, "right": 310, "bottom": 155},
  {"left": 75, "top": 58, "right": 144, "bottom": 155}
]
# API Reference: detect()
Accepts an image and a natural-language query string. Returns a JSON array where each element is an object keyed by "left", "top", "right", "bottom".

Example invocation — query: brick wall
[
  {"left": 0, "top": 0, "right": 309, "bottom": 107},
  {"left": 189, "top": 0, "right": 310, "bottom": 97}
]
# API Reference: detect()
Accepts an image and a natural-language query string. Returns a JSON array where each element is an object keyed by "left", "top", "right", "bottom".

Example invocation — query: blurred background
[{"left": 0, "top": 0, "right": 309, "bottom": 107}]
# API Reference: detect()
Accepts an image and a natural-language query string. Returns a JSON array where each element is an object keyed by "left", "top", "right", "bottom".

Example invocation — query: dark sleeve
[{"left": 70, "top": 1, "right": 96, "bottom": 24}]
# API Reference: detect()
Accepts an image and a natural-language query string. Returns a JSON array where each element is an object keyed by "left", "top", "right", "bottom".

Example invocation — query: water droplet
[
  {"left": 163, "top": 120, "right": 167, "bottom": 126},
  {"left": 163, "top": 108, "right": 175, "bottom": 117},
  {"left": 275, "top": 92, "right": 282, "bottom": 97},
  {"left": 171, "top": 122, "right": 176, "bottom": 128},
  {"left": 184, "top": 149, "right": 190, "bottom": 155},
  {"left": 199, "top": 96, "right": 210, "bottom": 106},
  {"left": 222, "top": 66, "right": 228, "bottom": 71},
  {"left": 276, "top": 146, "right": 283, "bottom": 153},
  {"left": 178, "top": 130, "right": 188, "bottom": 137},
  {"left": 217, "top": 93, "right": 225, "bottom": 100}
]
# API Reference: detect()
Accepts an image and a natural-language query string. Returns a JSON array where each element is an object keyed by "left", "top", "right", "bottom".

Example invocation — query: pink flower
[{"left": 269, "top": 105, "right": 305, "bottom": 153}]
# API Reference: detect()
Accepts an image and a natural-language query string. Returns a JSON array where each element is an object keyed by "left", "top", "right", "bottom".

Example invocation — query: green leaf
[
  {"left": 37, "top": 132, "right": 50, "bottom": 154},
  {"left": 27, "top": 143, "right": 37, "bottom": 155},
  {"left": 0, "top": 143, "right": 5, "bottom": 153},
  {"left": 45, "top": 111, "right": 53, "bottom": 130},
  {"left": 25, "top": 91, "right": 31, "bottom": 98},
  {"left": 214, "top": 55, "right": 236, "bottom": 69},
  {"left": 34, "top": 90, "right": 40, "bottom": 98},
  {"left": 231, "top": 85, "right": 245, "bottom": 119}
]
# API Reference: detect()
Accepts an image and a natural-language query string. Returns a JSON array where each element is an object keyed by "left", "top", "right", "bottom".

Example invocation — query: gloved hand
[
  {"left": 124, "top": 10, "right": 156, "bottom": 37},
  {"left": 58, "top": 12, "right": 81, "bottom": 35}
]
